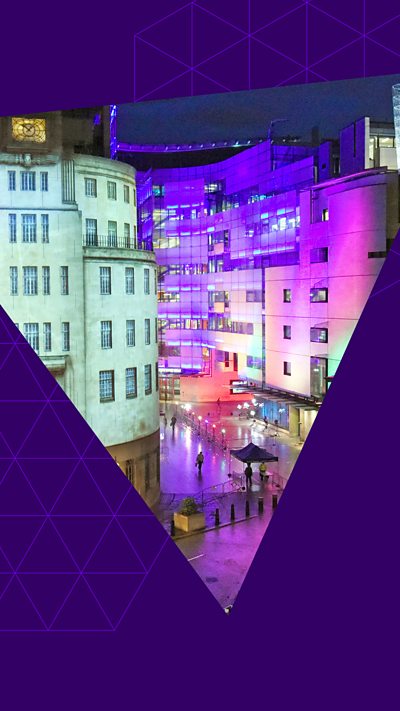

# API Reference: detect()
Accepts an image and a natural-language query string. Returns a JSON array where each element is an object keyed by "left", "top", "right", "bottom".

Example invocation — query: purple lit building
[{"left": 131, "top": 116, "right": 398, "bottom": 439}]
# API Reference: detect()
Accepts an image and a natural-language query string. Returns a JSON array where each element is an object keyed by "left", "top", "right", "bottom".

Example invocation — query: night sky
[{"left": 117, "top": 74, "right": 400, "bottom": 145}]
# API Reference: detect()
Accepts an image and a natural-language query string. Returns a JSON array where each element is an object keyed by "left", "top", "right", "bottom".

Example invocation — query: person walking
[
  {"left": 163, "top": 414, "right": 168, "bottom": 429},
  {"left": 244, "top": 462, "right": 253, "bottom": 489},
  {"left": 196, "top": 450, "right": 204, "bottom": 475},
  {"left": 170, "top": 415, "right": 177, "bottom": 433},
  {"left": 263, "top": 417, "right": 268, "bottom": 431},
  {"left": 259, "top": 461, "right": 268, "bottom": 482}
]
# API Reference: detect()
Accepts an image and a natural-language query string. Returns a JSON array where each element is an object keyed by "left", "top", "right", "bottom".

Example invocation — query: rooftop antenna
[{"left": 267, "top": 118, "right": 288, "bottom": 142}]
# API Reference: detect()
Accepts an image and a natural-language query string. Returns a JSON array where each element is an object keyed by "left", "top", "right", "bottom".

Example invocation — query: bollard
[
  {"left": 272, "top": 493, "right": 278, "bottom": 510},
  {"left": 171, "top": 518, "right": 175, "bottom": 536},
  {"left": 230, "top": 503, "right": 235, "bottom": 521},
  {"left": 215, "top": 508, "right": 220, "bottom": 526},
  {"left": 258, "top": 497, "right": 264, "bottom": 514},
  {"left": 245, "top": 500, "right": 250, "bottom": 518}
]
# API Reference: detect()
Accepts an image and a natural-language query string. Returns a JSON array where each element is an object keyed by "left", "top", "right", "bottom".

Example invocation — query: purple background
[{"left": 1, "top": 1, "right": 400, "bottom": 708}]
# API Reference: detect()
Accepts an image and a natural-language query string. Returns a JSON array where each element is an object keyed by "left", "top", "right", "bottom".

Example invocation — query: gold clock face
[{"left": 12, "top": 117, "right": 46, "bottom": 143}]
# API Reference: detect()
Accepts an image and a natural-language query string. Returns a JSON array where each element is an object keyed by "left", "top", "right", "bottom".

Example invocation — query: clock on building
[{"left": 12, "top": 117, "right": 46, "bottom": 143}]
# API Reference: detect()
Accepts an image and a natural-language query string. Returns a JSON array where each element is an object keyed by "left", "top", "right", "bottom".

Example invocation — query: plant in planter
[{"left": 174, "top": 496, "right": 205, "bottom": 533}]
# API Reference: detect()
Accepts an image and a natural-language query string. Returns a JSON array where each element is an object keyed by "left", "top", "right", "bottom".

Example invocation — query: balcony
[{"left": 83, "top": 234, "right": 138, "bottom": 250}]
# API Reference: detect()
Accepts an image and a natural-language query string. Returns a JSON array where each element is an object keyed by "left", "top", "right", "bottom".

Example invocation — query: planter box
[{"left": 173, "top": 511, "right": 206, "bottom": 533}]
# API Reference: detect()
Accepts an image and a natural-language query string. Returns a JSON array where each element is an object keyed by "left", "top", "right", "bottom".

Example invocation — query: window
[
  {"left": 310, "top": 247, "right": 328, "bottom": 263},
  {"left": 246, "top": 355, "right": 262, "bottom": 369},
  {"left": 60, "top": 266, "right": 69, "bottom": 295},
  {"left": 126, "top": 367, "right": 137, "bottom": 398},
  {"left": 322, "top": 208, "right": 329, "bottom": 221},
  {"left": 21, "top": 172, "right": 36, "bottom": 191},
  {"left": 22, "top": 214, "right": 37, "bottom": 242},
  {"left": 43, "top": 323, "right": 51, "bottom": 352},
  {"left": 310, "top": 288, "right": 328, "bottom": 303},
  {"left": 283, "top": 289, "right": 292, "bottom": 303},
  {"left": 42, "top": 266, "right": 50, "bottom": 295},
  {"left": 126, "top": 320, "right": 135, "bottom": 347},
  {"left": 61, "top": 322, "right": 70, "bottom": 351},
  {"left": 8, "top": 171, "right": 16, "bottom": 191},
  {"left": 310, "top": 327, "right": 328, "bottom": 343},
  {"left": 144, "top": 268, "right": 150, "bottom": 294},
  {"left": 107, "top": 181, "right": 117, "bottom": 200},
  {"left": 85, "top": 177, "right": 97, "bottom": 197},
  {"left": 107, "top": 221, "right": 117, "bottom": 247},
  {"left": 100, "top": 267, "right": 111, "bottom": 295},
  {"left": 101, "top": 320, "right": 112, "bottom": 349},
  {"left": 155, "top": 318, "right": 158, "bottom": 343},
  {"left": 154, "top": 270, "right": 157, "bottom": 294},
  {"left": 124, "top": 223, "right": 130, "bottom": 247},
  {"left": 85, "top": 218, "right": 98, "bottom": 245},
  {"left": 40, "top": 172, "right": 48, "bottom": 192},
  {"left": 99, "top": 370, "right": 115, "bottom": 402},
  {"left": 283, "top": 361, "right": 292, "bottom": 376},
  {"left": 23, "top": 323, "right": 39, "bottom": 352},
  {"left": 41, "top": 214, "right": 49, "bottom": 243},
  {"left": 125, "top": 267, "right": 134, "bottom": 294},
  {"left": 10, "top": 267, "right": 18, "bottom": 295},
  {"left": 155, "top": 362, "right": 159, "bottom": 391},
  {"left": 144, "top": 318, "right": 151, "bottom": 345},
  {"left": 23, "top": 266, "right": 38, "bottom": 295},
  {"left": 9, "top": 214, "right": 17, "bottom": 243},
  {"left": 123, "top": 185, "right": 129, "bottom": 203},
  {"left": 133, "top": 189, "right": 136, "bottom": 207},
  {"left": 144, "top": 364, "right": 152, "bottom": 395},
  {"left": 283, "top": 325, "right": 291, "bottom": 339}
]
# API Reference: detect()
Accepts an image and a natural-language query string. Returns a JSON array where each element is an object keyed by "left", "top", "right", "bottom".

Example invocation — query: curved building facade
[{"left": 0, "top": 110, "right": 160, "bottom": 506}]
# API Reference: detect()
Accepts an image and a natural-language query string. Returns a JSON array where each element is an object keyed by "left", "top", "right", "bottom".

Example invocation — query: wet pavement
[{"left": 157, "top": 401, "right": 303, "bottom": 607}]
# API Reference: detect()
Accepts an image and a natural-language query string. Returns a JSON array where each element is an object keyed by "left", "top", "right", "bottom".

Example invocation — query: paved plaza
[{"left": 157, "top": 401, "right": 303, "bottom": 607}]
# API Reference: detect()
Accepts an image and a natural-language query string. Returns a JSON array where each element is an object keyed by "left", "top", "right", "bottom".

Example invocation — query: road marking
[{"left": 187, "top": 554, "right": 205, "bottom": 562}]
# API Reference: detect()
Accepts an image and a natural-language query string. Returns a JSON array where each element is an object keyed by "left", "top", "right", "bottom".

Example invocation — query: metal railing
[{"left": 82, "top": 234, "right": 138, "bottom": 250}]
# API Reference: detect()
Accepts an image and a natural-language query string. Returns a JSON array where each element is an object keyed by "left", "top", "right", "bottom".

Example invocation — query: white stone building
[{"left": 0, "top": 110, "right": 160, "bottom": 506}]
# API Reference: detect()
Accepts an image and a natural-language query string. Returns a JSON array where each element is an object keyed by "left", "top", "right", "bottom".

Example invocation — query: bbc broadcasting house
[
  {"left": 126, "top": 114, "right": 399, "bottom": 441},
  {"left": 0, "top": 110, "right": 160, "bottom": 506}
]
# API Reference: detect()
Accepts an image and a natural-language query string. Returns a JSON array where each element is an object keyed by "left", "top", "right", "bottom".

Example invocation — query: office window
[
  {"left": 124, "top": 223, "right": 131, "bottom": 248},
  {"left": 8, "top": 171, "right": 16, "bottom": 191},
  {"left": 42, "top": 266, "right": 50, "bottom": 295},
  {"left": 283, "top": 289, "right": 292, "bottom": 303},
  {"left": 283, "top": 325, "right": 291, "bottom": 339},
  {"left": 134, "top": 224, "right": 137, "bottom": 246},
  {"left": 144, "top": 268, "right": 150, "bottom": 294},
  {"left": 126, "top": 367, "right": 137, "bottom": 398},
  {"left": 322, "top": 208, "right": 329, "bottom": 221},
  {"left": 22, "top": 214, "right": 37, "bottom": 242},
  {"left": 107, "top": 181, "right": 117, "bottom": 200},
  {"left": 310, "top": 288, "right": 328, "bottom": 303},
  {"left": 144, "top": 364, "right": 152, "bottom": 395},
  {"left": 85, "top": 177, "right": 97, "bottom": 197},
  {"left": 155, "top": 318, "right": 158, "bottom": 343},
  {"left": 123, "top": 185, "right": 129, "bottom": 203},
  {"left": 107, "top": 221, "right": 117, "bottom": 247},
  {"left": 23, "top": 323, "right": 39, "bottom": 352},
  {"left": 126, "top": 320, "right": 135, "bottom": 347},
  {"left": 310, "top": 247, "right": 328, "bottom": 263},
  {"left": 85, "top": 218, "right": 98, "bottom": 245},
  {"left": 21, "top": 171, "right": 36, "bottom": 191},
  {"left": 43, "top": 323, "right": 51, "bottom": 352},
  {"left": 61, "top": 322, "right": 70, "bottom": 351},
  {"left": 283, "top": 361, "right": 292, "bottom": 376},
  {"left": 155, "top": 362, "right": 159, "bottom": 391},
  {"left": 310, "top": 327, "right": 328, "bottom": 343},
  {"left": 101, "top": 320, "right": 112, "bottom": 349},
  {"left": 154, "top": 270, "right": 157, "bottom": 294},
  {"left": 100, "top": 267, "right": 111, "bottom": 295},
  {"left": 41, "top": 214, "right": 49, "bottom": 243},
  {"left": 23, "top": 266, "right": 38, "bottom": 295},
  {"left": 60, "top": 266, "right": 69, "bottom": 295},
  {"left": 40, "top": 172, "right": 48, "bottom": 192},
  {"left": 133, "top": 189, "right": 136, "bottom": 207},
  {"left": 125, "top": 267, "right": 134, "bottom": 294},
  {"left": 99, "top": 370, "right": 115, "bottom": 402},
  {"left": 144, "top": 318, "right": 151, "bottom": 345},
  {"left": 9, "top": 214, "right": 17, "bottom": 243},
  {"left": 10, "top": 267, "right": 18, "bottom": 295}
]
